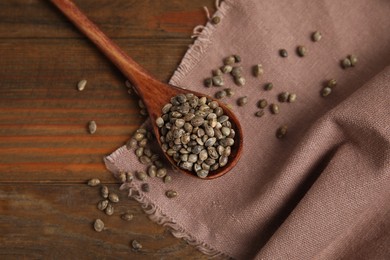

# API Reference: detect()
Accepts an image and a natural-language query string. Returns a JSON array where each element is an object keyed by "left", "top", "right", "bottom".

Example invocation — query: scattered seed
[
  {"left": 101, "top": 185, "right": 109, "bottom": 198},
  {"left": 77, "top": 79, "right": 87, "bottom": 91},
  {"left": 231, "top": 66, "right": 243, "bottom": 77},
  {"left": 312, "top": 31, "right": 322, "bottom": 42},
  {"left": 141, "top": 183, "right": 150, "bottom": 192},
  {"left": 223, "top": 56, "right": 235, "bottom": 65},
  {"left": 126, "top": 172, "right": 133, "bottom": 182},
  {"left": 288, "top": 93, "right": 297, "bottom": 103},
  {"left": 348, "top": 55, "right": 358, "bottom": 67},
  {"left": 276, "top": 125, "right": 288, "bottom": 139},
  {"left": 156, "top": 168, "right": 167, "bottom": 178},
  {"left": 341, "top": 58, "right": 352, "bottom": 69},
  {"left": 234, "top": 76, "right": 246, "bottom": 86},
  {"left": 117, "top": 172, "right": 127, "bottom": 183},
  {"left": 131, "top": 240, "right": 143, "bottom": 251},
  {"left": 136, "top": 171, "right": 147, "bottom": 181},
  {"left": 257, "top": 99, "right": 268, "bottom": 109},
  {"left": 327, "top": 79, "right": 337, "bottom": 88},
  {"left": 252, "top": 64, "right": 264, "bottom": 77},
  {"left": 212, "top": 75, "right": 224, "bottom": 86},
  {"left": 233, "top": 55, "right": 241, "bottom": 63},
  {"left": 221, "top": 65, "right": 232, "bottom": 74},
  {"left": 139, "top": 155, "right": 152, "bottom": 165},
  {"left": 97, "top": 200, "right": 109, "bottom": 211},
  {"left": 126, "top": 138, "right": 138, "bottom": 150},
  {"left": 215, "top": 90, "right": 227, "bottom": 99},
  {"left": 108, "top": 193, "right": 119, "bottom": 203},
  {"left": 148, "top": 165, "right": 157, "bottom": 178},
  {"left": 88, "top": 121, "right": 97, "bottom": 134},
  {"left": 255, "top": 110, "right": 265, "bottom": 117},
  {"left": 164, "top": 175, "right": 172, "bottom": 183},
  {"left": 237, "top": 96, "right": 248, "bottom": 106},
  {"left": 321, "top": 87, "right": 332, "bottom": 97},
  {"left": 264, "top": 83, "right": 273, "bottom": 91},
  {"left": 279, "top": 49, "right": 288, "bottom": 58},
  {"left": 204, "top": 78, "right": 213, "bottom": 88},
  {"left": 105, "top": 203, "right": 114, "bottom": 216},
  {"left": 87, "top": 178, "right": 100, "bottom": 187},
  {"left": 296, "top": 45, "right": 307, "bottom": 57},
  {"left": 225, "top": 88, "right": 234, "bottom": 97},
  {"left": 121, "top": 213, "right": 134, "bottom": 221},
  {"left": 93, "top": 219, "right": 104, "bottom": 232},
  {"left": 166, "top": 190, "right": 178, "bottom": 198},
  {"left": 211, "top": 16, "right": 221, "bottom": 25},
  {"left": 212, "top": 69, "right": 223, "bottom": 76},
  {"left": 278, "top": 92, "right": 290, "bottom": 102},
  {"left": 270, "top": 104, "right": 280, "bottom": 114}
]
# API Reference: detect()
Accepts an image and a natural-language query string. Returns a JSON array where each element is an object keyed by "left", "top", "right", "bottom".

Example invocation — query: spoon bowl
[{"left": 51, "top": 0, "right": 243, "bottom": 179}]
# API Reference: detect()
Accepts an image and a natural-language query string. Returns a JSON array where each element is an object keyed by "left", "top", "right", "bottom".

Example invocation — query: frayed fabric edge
[
  {"left": 104, "top": 149, "right": 232, "bottom": 259},
  {"left": 169, "top": 0, "right": 233, "bottom": 87}
]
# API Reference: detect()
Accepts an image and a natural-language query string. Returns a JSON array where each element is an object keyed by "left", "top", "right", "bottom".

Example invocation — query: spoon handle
[{"left": 51, "top": 0, "right": 157, "bottom": 87}]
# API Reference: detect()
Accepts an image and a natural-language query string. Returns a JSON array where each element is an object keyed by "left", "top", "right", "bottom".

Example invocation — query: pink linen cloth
[{"left": 105, "top": 0, "right": 390, "bottom": 258}]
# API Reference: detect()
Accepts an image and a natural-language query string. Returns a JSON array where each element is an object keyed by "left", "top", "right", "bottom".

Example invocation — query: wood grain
[{"left": 0, "top": 0, "right": 214, "bottom": 258}]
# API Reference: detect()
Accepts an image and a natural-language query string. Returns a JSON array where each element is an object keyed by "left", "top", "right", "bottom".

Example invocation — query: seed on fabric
[
  {"left": 131, "top": 240, "right": 143, "bottom": 250},
  {"left": 212, "top": 75, "right": 224, "bottom": 86},
  {"left": 211, "top": 16, "right": 221, "bottom": 24},
  {"left": 204, "top": 78, "right": 213, "bottom": 87},
  {"left": 296, "top": 45, "right": 307, "bottom": 57},
  {"left": 348, "top": 55, "right": 358, "bottom": 67},
  {"left": 77, "top": 79, "right": 87, "bottom": 91},
  {"left": 97, "top": 200, "right": 109, "bottom": 211},
  {"left": 105, "top": 203, "right": 114, "bottom": 216},
  {"left": 255, "top": 110, "right": 265, "bottom": 117},
  {"left": 88, "top": 121, "right": 97, "bottom": 134},
  {"left": 101, "top": 185, "right": 109, "bottom": 198},
  {"left": 147, "top": 165, "right": 157, "bottom": 178},
  {"left": 264, "top": 83, "right": 273, "bottom": 91},
  {"left": 237, "top": 96, "right": 248, "bottom": 106},
  {"left": 257, "top": 99, "right": 268, "bottom": 109},
  {"left": 221, "top": 65, "right": 233, "bottom": 74},
  {"left": 121, "top": 213, "right": 134, "bottom": 221},
  {"left": 136, "top": 171, "right": 147, "bottom": 181},
  {"left": 276, "top": 125, "right": 288, "bottom": 139},
  {"left": 270, "top": 103, "right": 280, "bottom": 114},
  {"left": 224, "top": 56, "right": 235, "bottom": 65},
  {"left": 278, "top": 92, "right": 290, "bottom": 102},
  {"left": 341, "top": 58, "right": 352, "bottom": 69},
  {"left": 141, "top": 183, "right": 150, "bottom": 192},
  {"left": 234, "top": 76, "right": 246, "bottom": 86},
  {"left": 312, "top": 31, "right": 322, "bottom": 42},
  {"left": 166, "top": 190, "right": 178, "bottom": 198},
  {"left": 327, "top": 79, "right": 337, "bottom": 88},
  {"left": 135, "top": 147, "right": 144, "bottom": 157},
  {"left": 156, "top": 168, "right": 167, "bottom": 178},
  {"left": 87, "top": 178, "right": 100, "bottom": 187},
  {"left": 225, "top": 88, "right": 234, "bottom": 97},
  {"left": 233, "top": 55, "right": 241, "bottom": 63},
  {"left": 126, "top": 171, "right": 134, "bottom": 182},
  {"left": 164, "top": 175, "right": 172, "bottom": 183},
  {"left": 117, "top": 172, "right": 127, "bottom": 183},
  {"left": 231, "top": 66, "right": 243, "bottom": 77},
  {"left": 108, "top": 193, "right": 119, "bottom": 203},
  {"left": 279, "top": 49, "right": 288, "bottom": 58},
  {"left": 321, "top": 87, "right": 332, "bottom": 97},
  {"left": 288, "top": 93, "right": 297, "bottom": 103},
  {"left": 212, "top": 69, "right": 223, "bottom": 76},
  {"left": 252, "top": 64, "right": 264, "bottom": 77},
  {"left": 215, "top": 90, "right": 227, "bottom": 99},
  {"left": 93, "top": 219, "right": 104, "bottom": 232}
]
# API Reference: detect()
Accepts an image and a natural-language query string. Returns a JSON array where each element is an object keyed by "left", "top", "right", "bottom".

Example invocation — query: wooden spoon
[{"left": 51, "top": 0, "right": 243, "bottom": 179}]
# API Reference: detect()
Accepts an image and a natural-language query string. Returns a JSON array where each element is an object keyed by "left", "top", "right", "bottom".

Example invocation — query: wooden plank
[{"left": 0, "top": 184, "right": 207, "bottom": 259}]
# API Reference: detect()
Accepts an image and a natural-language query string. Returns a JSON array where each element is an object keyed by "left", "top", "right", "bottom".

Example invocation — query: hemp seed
[
  {"left": 288, "top": 93, "right": 297, "bottom": 103},
  {"left": 105, "top": 203, "right": 114, "bottom": 216},
  {"left": 108, "top": 193, "right": 119, "bottom": 203},
  {"left": 255, "top": 110, "right": 265, "bottom": 117},
  {"left": 93, "top": 219, "right": 104, "bottom": 232},
  {"left": 348, "top": 55, "right": 358, "bottom": 67},
  {"left": 270, "top": 104, "right": 280, "bottom": 114},
  {"left": 121, "top": 213, "right": 134, "bottom": 221},
  {"left": 97, "top": 200, "right": 109, "bottom": 211},
  {"left": 276, "top": 125, "right": 288, "bottom": 139},
  {"left": 77, "top": 79, "right": 87, "bottom": 91},
  {"left": 136, "top": 171, "right": 148, "bottom": 181},
  {"left": 211, "top": 16, "right": 221, "bottom": 25},
  {"left": 279, "top": 49, "right": 288, "bottom": 58},
  {"left": 252, "top": 64, "right": 264, "bottom": 77},
  {"left": 204, "top": 78, "right": 213, "bottom": 88},
  {"left": 321, "top": 87, "right": 332, "bottom": 97},
  {"left": 224, "top": 56, "right": 235, "bottom": 65},
  {"left": 312, "top": 31, "right": 322, "bottom": 42},
  {"left": 278, "top": 92, "right": 290, "bottom": 102},
  {"left": 141, "top": 183, "right": 150, "bottom": 192},
  {"left": 87, "top": 178, "right": 100, "bottom": 187},
  {"left": 341, "top": 58, "right": 352, "bottom": 69},
  {"left": 88, "top": 121, "right": 97, "bottom": 134},
  {"left": 264, "top": 83, "right": 273, "bottom": 91},
  {"left": 234, "top": 76, "right": 246, "bottom": 86},
  {"left": 212, "top": 75, "right": 224, "bottom": 86},
  {"left": 101, "top": 185, "right": 109, "bottom": 198},
  {"left": 297, "top": 45, "right": 307, "bottom": 57},
  {"left": 327, "top": 79, "right": 337, "bottom": 88},
  {"left": 237, "top": 96, "right": 248, "bottom": 106},
  {"left": 257, "top": 99, "right": 268, "bottom": 109}
]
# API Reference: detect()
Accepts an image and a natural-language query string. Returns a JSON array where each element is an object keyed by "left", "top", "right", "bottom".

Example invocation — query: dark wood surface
[{"left": 0, "top": 1, "right": 215, "bottom": 258}]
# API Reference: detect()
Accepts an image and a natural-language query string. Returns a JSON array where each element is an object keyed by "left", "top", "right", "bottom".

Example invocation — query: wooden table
[{"left": 0, "top": 1, "right": 213, "bottom": 258}]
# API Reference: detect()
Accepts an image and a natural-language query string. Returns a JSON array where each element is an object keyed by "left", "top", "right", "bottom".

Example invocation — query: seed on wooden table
[
  {"left": 212, "top": 69, "right": 223, "bottom": 76},
  {"left": 141, "top": 183, "right": 150, "bottom": 192},
  {"left": 321, "top": 87, "right": 332, "bottom": 97},
  {"left": 88, "top": 121, "right": 97, "bottom": 134},
  {"left": 296, "top": 45, "right": 307, "bottom": 57},
  {"left": 270, "top": 103, "right": 280, "bottom": 114},
  {"left": 327, "top": 79, "right": 337, "bottom": 88},
  {"left": 288, "top": 93, "right": 297, "bottom": 103},
  {"left": 279, "top": 49, "right": 288, "bottom": 58},
  {"left": 108, "top": 193, "right": 119, "bottom": 203},
  {"left": 264, "top": 83, "right": 273, "bottom": 91},
  {"left": 224, "top": 55, "right": 235, "bottom": 65},
  {"left": 348, "top": 55, "right": 358, "bottom": 67},
  {"left": 276, "top": 125, "right": 288, "bottom": 139},
  {"left": 312, "top": 31, "right": 322, "bottom": 42},
  {"left": 212, "top": 75, "right": 224, "bottom": 86},
  {"left": 341, "top": 58, "right": 352, "bottom": 69},
  {"left": 237, "top": 96, "right": 248, "bottom": 106},
  {"left": 97, "top": 200, "right": 109, "bottom": 211},
  {"left": 257, "top": 99, "right": 268, "bottom": 109},
  {"left": 136, "top": 171, "right": 148, "bottom": 181},
  {"left": 93, "top": 219, "right": 104, "bottom": 232},
  {"left": 117, "top": 172, "right": 127, "bottom": 183},
  {"left": 87, "top": 178, "right": 100, "bottom": 187},
  {"left": 233, "top": 54, "right": 241, "bottom": 63},
  {"left": 121, "top": 213, "right": 134, "bottom": 221},
  {"left": 234, "top": 76, "right": 245, "bottom": 86},
  {"left": 166, "top": 190, "right": 178, "bottom": 198},
  {"left": 156, "top": 168, "right": 167, "bottom": 178},
  {"left": 278, "top": 92, "right": 289, "bottom": 102},
  {"left": 225, "top": 88, "right": 234, "bottom": 97},
  {"left": 105, "top": 203, "right": 114, "bottom": 216},
  {"left": 215, "top": 90, "right": 227, "bottom": 99},
  {"left": 231, "top": 66, "right": 243, "bottom": 77},
  {"left": 255, "top": 110, "right": 265, "bottom": 117},
  {"left": 101, "top": 185, "right": 109, "bottom": 198},
  {"left": 148, "top": 165, "right": 157, "bottom": 178},
  {"left": 77, "top": 79, "right": 87, "bottom": 91},
  {"left": 252, "top": 64, "right": 264, "bottom": 77},
  {"left": 164, "top": 175, "right": 172, "bottom": 183},
  {"left": 211, "top": 16, "right": 221, "bottom": 24},
  {"left": 126, "top": 172, "right": 133, "bottom": 182}
]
